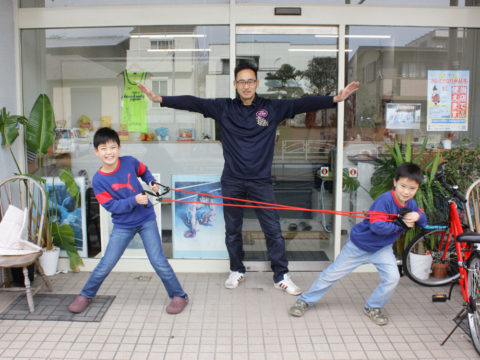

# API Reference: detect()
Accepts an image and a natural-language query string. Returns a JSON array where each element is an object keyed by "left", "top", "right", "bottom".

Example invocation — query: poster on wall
[
  {"left": 427, "top": 70, "right": 469, "bottom": 131},
  {"left": 385, "top": 103, "right": 421, "bottom": 129},
  {"left": 45, "top": 176, "right": 87, "bottom": 258},
  {"left": 172, "top": 174, "right": 228, "bottom": 259},
  {"left": 99, "top": 174, "right": 161, "bottom": 258}
]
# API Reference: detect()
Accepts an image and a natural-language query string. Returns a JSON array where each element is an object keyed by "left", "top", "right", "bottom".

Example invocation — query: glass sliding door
[{"left": 236, "top": 25, "right": 339, "bottom": 270}]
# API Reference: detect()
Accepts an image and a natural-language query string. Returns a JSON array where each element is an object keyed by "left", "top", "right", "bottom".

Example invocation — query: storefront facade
[{"left": 5, "top": 0, "right": 480, "bottom": 272}]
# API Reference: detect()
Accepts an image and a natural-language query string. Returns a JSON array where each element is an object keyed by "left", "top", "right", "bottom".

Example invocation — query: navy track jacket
[{"left": 161, "top": 95, "right": 335, "bottom": 179}]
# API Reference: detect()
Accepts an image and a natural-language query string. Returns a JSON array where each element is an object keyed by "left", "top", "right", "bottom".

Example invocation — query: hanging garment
[{"left": 121, "top": 70, "right": 149, "bottom": 133}]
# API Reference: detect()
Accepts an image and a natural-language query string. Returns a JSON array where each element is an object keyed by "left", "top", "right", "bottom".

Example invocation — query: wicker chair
[{"left": 0, "top": 175, "right": 53, "bottom": 312}]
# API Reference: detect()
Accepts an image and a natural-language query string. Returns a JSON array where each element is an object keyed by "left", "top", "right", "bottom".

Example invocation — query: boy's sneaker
[
  {"left": 224, "top": 271, "right": 245, "bottom": 289},
  {"left": 363, "top": 307, "right": 388, "bottom": 326},
  {"left": 289, "top": 300, "right": 308, "bottom": 317},
  {"left": 166, "top": 294, "right": 189, "bottom": 314},
  {"left": 68, "top": 295, "right": 92, "bottom": 313},
  {"left": 274, "top": 273, "right": 302, "bottom": 295}
]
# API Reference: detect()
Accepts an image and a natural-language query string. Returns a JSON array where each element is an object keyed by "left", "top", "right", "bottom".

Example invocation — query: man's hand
[
  {"left": 333, "top": 81, "right": 360, "bottom": 103},
  {"left": 137, "top": 83, "right": 163, "bottom": 103}
]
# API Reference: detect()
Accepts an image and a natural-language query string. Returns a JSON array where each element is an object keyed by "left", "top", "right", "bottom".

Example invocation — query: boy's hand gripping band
[
  {"left": 395, "top": 207, "right": 412, "bottom": 230},
  {"left": 142, "top": 182, "right": 170, "bottom": 208}
]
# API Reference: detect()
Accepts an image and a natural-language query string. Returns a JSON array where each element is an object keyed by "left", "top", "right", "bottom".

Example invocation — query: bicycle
[{"left": 401, "top": 166, "right": 480, "bottom": 354}]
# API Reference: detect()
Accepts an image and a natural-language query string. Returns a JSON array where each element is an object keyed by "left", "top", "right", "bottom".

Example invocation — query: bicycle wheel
[
  {"left": 403, "top": 228, "right": 459, "bottom": 286},
  {"left": 467, "top": 254, "right": 480, "bottom": 355}
]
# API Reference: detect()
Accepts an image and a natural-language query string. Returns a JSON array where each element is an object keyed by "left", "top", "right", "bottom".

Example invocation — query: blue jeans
[
  {"left": 298, "top": 239, "right": 400, "bottom": 309},
  {"left": 81, "top": 219, "right": 185, "bottom": 299},
  {"left": 221, "top": 175, "right": 288, "bottom": 283}
]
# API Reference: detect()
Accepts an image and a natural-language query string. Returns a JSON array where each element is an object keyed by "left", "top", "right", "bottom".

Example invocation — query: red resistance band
[{"left": 163, "top": 187, "right": 399, "bottom": 222}]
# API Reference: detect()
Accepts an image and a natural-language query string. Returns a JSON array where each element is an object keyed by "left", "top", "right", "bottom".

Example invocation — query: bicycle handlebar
[{"left": 434, "top": 164, "right": 467, "bottom": 203}]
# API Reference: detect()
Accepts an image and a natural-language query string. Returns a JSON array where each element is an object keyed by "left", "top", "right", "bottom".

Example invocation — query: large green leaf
[
  {"left": 26, "top": 94, "right": 56, "bottom": 155},
  {"left": 0, "top": 107, "right": 28, "bottom": 147},
  {"left": 51, "top": 223, "right": 84, "bottom": 272},
  {"left": 59, "top": 168, "right": 79, "bottom": 206}
]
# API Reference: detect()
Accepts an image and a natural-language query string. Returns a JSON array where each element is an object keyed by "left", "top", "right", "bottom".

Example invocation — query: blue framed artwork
[
  {"left": 44, "top": 176, "right": 87, "bottom": 258},
  {"left": 172, "top": 174, "right": 228, "bottom": 259}
]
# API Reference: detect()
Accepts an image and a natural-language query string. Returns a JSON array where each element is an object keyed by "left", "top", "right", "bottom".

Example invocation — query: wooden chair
[
  {"left": 0, "top": 175, "right": 53, "bottom": 312},
  {"left": 465, "top": 178, "right": 480, "bottom": 233}
]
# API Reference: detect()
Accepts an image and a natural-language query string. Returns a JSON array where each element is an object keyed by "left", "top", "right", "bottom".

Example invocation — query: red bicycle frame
[{"left": 449, "top": 200, "right": 472, "bottom": 303}]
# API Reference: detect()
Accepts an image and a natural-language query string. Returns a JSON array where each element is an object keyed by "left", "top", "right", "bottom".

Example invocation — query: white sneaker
[
  {"left": 274, "top": 273, "right": 302, "bottom": 295},
  {"left": 224, "top": 271, "right": 245, "bottom": 289}
]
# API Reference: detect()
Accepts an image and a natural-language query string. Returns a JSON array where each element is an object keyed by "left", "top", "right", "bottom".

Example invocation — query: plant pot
[
  {"left": 409, "top": 253, "right": 432, "bottom": 280},
  {"left": 432, "top": 262, "right": 449, "bottom": 279},
  {"left": 442, "top": 139, "right": 452, "bottom": 149},
  {"left": 38, "top": 247, "right": 60, "bottom": 276}
]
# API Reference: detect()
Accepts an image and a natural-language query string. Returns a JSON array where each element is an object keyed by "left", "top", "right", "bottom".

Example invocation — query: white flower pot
[
  {"left": 442, "top": 139, "right": 452, "bottom": 149},
  {"left": 409, "top": 252, "right": 432, "bottom": 280},
  {"left": 38, "top": 247, "right": 60, "bottom": 276}
]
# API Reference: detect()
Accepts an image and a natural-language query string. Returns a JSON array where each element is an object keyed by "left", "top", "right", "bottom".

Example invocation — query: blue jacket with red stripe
[
  {"left": 92, "top": 156, "right": 156, "bottom": 228},
  {"left": 350, "top": 190, "right": 427, "bottom": 252}
]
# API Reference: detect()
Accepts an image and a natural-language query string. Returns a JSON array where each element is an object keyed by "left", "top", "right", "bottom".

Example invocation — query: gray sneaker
[
  {"left": 289, "top": 300, "right": 308, "bottom": 317},
  {"left": 363, "top": 307, "right": 388, "bottom": 326}
]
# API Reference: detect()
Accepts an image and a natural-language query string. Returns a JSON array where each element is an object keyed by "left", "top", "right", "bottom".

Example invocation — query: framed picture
[
  {"left": 99, "top": 174, "right": 161, "bottom": 258},
  {"left": 172, "top": 174, "right": 228, "bottom": 259},
  {"left": 177, "top": 128, "right": 195, "bottom": 141},
  {"left": 44, "top": 176, "right": 88, "bottom": 258},
  {"left": 53, "top": 128, "right": 74, "bottom": 153},
  {"left": 385, "top": 103, "right": 421, "bottom": 130}
]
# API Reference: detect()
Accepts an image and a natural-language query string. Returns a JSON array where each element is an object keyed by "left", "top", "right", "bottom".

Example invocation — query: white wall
[{"left": 0, "top": 0, "right": 20, "bottom": 179}]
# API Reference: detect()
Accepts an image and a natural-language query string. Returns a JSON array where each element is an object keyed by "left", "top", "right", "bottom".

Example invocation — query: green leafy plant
[
  {"left": 369, "top": 136, "right": 443, "bottom": 253},
  {"left": 25, "top": 94, "right": 84, "bottom": 271},
  {"left": 0, "top": 107, "right": 28, "bottom": 174},
  {"left": 442, "top": 137, "right": 480, "bottom": 194}
]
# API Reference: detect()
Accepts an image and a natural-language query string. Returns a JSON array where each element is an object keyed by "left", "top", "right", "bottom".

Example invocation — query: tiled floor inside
[{"left": 0, "top": 271, "right": 478, "bottom": 359}]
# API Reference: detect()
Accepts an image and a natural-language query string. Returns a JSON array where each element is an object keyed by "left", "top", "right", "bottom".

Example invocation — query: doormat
[
  {"left": 0, "top": 294, "right": 115, "bottom": 322},
  {"left": 244, "top": 250, "right": 329, "bottom": 261}
]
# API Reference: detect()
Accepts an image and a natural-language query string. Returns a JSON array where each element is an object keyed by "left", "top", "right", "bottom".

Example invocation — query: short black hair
[
  {"left": 93, "top": 127, "right": 120, "bottom": 149},
  {"left": 234, "top": 61, "right": 258, "bottom": 79},
  {"left": 395, "top": 162, "right": 423, "bottom": 185}
]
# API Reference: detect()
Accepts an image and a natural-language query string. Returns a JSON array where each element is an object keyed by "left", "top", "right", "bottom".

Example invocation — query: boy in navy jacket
[
  {"left": 289, "top": 163, "right": 427, "bottom": 325},
  {"left": 69, "top": 128, "right": 188, "bottom": 315}
]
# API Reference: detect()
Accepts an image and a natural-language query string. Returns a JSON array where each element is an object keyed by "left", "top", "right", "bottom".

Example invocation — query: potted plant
[
  {"left": 26, "top": 94, "right": 84, "bottom": 273},
  {"left": 431, "top": 258, "right": 449, "bottom": 279},
  {"left": 1, "top": 96, "right": 84, "bottom": 273},
  {"left": 441, "top": 132, "right": 454, "bottom": 150}
]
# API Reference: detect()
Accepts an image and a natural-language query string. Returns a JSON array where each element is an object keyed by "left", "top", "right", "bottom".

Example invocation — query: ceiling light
[
  {"left": 130, "top": 34, "right": 206, "bottom": 39},
  {"left": 147, "top": 49, "right": 211, "bottom": 52},
  {"left": 315, "top": 34, "right": 391, "bottom": 39},
  {"left": 237, "top": 25, "right": 337, "bottom": 36},
  {"left": 288, "top": 49, "right": 352, "bottom": 52}
]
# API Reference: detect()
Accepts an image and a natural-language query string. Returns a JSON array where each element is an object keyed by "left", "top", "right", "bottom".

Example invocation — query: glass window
[
  {"left": 236, "top": 25, "right": 339, "bottom": 262},
  {"left": 236, "top": 0, "right": 469, "bottom": 6},
  {"left": 343, "top": 25, "right": 480, "bottom": 249},
  {"left": 21, "top": 25, "right": 230, "bottom": 258},
  {"left": 21, "top": 0, "right": 228, "bottom": 7}
]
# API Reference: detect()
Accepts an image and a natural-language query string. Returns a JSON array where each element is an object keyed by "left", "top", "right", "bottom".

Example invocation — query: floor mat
[{"left": 0, "top": 294, "right": 115, "bottom": 322}]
